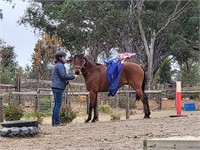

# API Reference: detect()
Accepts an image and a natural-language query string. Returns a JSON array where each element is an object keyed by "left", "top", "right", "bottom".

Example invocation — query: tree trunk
[
  {"left": 147, "top": 30, "right": 156, "bottom": 90},
  {"left": 147, "top": 54, "right": 153, "bottom": 90}
]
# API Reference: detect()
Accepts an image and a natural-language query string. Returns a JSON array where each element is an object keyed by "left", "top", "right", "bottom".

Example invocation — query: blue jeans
[{"left": 52, "top": 88, "right": 64, "bottom": 126}]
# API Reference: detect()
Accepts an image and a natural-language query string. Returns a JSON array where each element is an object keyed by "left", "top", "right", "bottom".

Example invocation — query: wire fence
[{"left": 0, "top": 82, "right": 200, "bottom": 123}]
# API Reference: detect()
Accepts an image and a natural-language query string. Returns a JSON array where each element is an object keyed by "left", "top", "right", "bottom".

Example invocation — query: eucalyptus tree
[{"left": 20, "top": 0, "right": 199, "bottom": 88}]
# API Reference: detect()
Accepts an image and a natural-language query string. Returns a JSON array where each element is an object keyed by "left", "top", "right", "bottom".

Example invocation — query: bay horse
[{"left": 73, "top": 54, "right": 151, "bottom": 123}]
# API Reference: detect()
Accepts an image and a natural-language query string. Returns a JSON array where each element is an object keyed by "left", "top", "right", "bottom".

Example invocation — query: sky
[{"left": 0, "top": 0, "right": 39, "bottom": 68}]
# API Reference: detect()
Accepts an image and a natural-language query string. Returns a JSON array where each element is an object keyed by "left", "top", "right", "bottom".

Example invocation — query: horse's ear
[
  {"left": 83, "top": 55, "right": 94, "bottom": 62},
  {"left": 81, "top": 53, "right": 85, "bottom": 60}
]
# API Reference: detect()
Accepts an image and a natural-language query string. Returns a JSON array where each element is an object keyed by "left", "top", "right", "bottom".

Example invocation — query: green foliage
[
  {"left": 60, "top": 106, "right": 77, "bottom": 123},
  {"left": 118, "top": 97, "right": 127, "bottom": 109},
  {"left": 118, "top": 96, "right": 136, "bottom": 109},
  {"left": 129, "top": 101, "right": 136, "bottom": 109},
  {"left": 195, "top": 83, "right": 200, "bottom": 90},
  {"left": 33, "top": 112, "right": 46, "bottom": 125},
  {"left": 23, "top": 113, "right": 34, "bottom": 119},
  {"left": 0, "top": 44, "right": 18, "bottom": 83},
  {"left": 158, "top": 58, "right": 172, "bottom": 84},
  {"left": 0, "top": 67, "right": 14, "bottom": 84},
  {"left": 3, "top": 103, "right": 23, "bottom": 121},
  {"left": 177, "top": 61, "right": 199, "bottom": 84},
  {"left": 38, "top": 97, "right": 53, "bottom": 114},
  {"left": 19, "top": 0, "right": 199, "bottom": 85},
  {"left": 99, "top": 104, "right": 113, "bottom": 114}
]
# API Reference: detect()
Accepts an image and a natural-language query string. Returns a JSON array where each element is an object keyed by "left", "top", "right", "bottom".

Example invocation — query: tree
[
  {"left": 158, "top": 58, "right": 172, "bottom": 84},
  {"left": 177, "top": 59, "right": 199, "bottom": 86},
  {"left": 32, "top": 33, "right": 63, "bottom": 80},
  {"left": 19, "top": 1, "right": 130, "bottom": 58},
  {"left": 0, "top": 41, "right": 18, "bottom": 83},
  {"left": 133, "top": 0, "right": 199, "bottom": 89},
  {"left": 19, "top": 0, "right": 199, "bottom": 88}
]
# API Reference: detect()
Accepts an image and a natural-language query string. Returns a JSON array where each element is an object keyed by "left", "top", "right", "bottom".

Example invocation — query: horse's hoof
[
  {"left": 144, "top": 115, "right": 150, "bottom": 119},
  {"left": 84, "top": 120, "right": 90, "bottom": 123},
  {"left": 91, "top": 119, "right": 97, "bottom": 123}
]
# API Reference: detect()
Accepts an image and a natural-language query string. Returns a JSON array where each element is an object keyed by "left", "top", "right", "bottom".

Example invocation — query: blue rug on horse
[{"left": 105, "top": 58, "right": 123, "bottom": 96}]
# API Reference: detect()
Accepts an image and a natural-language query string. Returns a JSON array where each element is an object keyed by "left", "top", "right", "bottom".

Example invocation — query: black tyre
[
  {"left": 0, "top": 126, "right": 39, "bottom": 137},
  {"left": 1, "top": 120, "right": 38, "bottom": 128}
]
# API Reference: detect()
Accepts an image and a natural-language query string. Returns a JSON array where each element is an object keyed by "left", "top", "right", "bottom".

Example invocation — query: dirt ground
[{"left": 0, "top": 109, "right": 200, "bottom": 150}]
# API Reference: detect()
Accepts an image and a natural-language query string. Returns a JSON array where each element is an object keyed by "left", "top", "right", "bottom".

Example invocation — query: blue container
[{"left": 184, "top": 102, "right": 196, "bottom": 111}]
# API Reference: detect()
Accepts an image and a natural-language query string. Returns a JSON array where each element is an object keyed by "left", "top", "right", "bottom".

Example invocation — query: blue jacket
[{"left": 51, "top": 61, "right": 75, "bottom": 90}]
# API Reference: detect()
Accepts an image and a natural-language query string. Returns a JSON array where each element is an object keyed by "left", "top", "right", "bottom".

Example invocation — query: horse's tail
[{"left": 136, "top": 68, "right": 147, "bottom": 101}]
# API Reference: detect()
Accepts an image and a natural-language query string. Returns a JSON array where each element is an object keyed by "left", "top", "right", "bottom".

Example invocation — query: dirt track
[{"left": 0, "top": 110, "right": 200, "bottom": 150}]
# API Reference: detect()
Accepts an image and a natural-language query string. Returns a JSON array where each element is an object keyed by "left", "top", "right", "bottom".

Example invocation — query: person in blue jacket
[{"left": 51, "top": 51, "right": 77, "bottom": 126}]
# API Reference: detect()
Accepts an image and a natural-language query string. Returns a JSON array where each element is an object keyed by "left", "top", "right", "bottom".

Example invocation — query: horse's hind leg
[
  {"left": 135, "top": 89, "right": 151, "bottom": 118},
  {"left": 142, "top": 93, "right": 151, "bottom": 118}
]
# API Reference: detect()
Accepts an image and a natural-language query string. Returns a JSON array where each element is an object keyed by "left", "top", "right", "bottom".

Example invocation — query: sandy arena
[{"left": 0, "top": 109, "right": 200, "bottom": 150}]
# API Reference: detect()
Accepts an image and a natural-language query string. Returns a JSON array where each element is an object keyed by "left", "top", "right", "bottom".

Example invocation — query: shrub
[
  {"left": 188, "top": 93, "right": 199, "bottom": 100},
  {"left": 33, "top": 112, "right": 46, "bottom": 125},
  {"left": 3, "top": 103, "right": 23, "bottom": 121},
  {"left": 118, "top": 96, "right": 136, "bottom": 109},
  {"left": 118, "top": 97, "right": 127, "bottom": 108},
  {"left": 110, "top": 111, "right": 121, "bottom": 121},
  {"left": 130, "top": 101, "right": 136, "bottom": 109},
  {"left": 60, "top": 106, "right": 77, "bottom": 123},
  {"left": 99, "top": 104, "right": 113, "bottom": 114}
]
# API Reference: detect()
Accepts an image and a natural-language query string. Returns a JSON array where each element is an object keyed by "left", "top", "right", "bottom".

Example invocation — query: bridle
[
  {"left": 74, "top": 58, "right": 104, "bottom": 75},
  {"left": 74, "top": 59, "right": 86, "bottom": 71}
]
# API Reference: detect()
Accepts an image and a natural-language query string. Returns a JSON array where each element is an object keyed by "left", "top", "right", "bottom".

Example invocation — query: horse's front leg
[
  {"left": 85, "top": 91, "right": 96, "bottom": 123},
  {"left": 85, "top": 103, "right": 92, "bottom": 123},
  {"left": 92, "top": 94, "right": 98, "bottom": 123}
]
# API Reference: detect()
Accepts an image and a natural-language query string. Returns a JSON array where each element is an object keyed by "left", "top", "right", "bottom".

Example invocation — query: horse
[{"left": 73, "top": 54, "right": 151, "bottom": 123}]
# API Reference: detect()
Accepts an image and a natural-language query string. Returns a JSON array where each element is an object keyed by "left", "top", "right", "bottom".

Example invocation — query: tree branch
[
  {"left": 171, "top": 1, "right": 192, "bottom": 21},
  {"left": 156, "top": 1, "right": 191, "bottom": 36},
  {"left": 137, "top": 0, "right": 150, "bottom": 54},
  {"left": 156, "top": 1, "right": 180, "bottom": 36},
  {"left": 186, "top": 40, "right": 200, "bottom": 51}
]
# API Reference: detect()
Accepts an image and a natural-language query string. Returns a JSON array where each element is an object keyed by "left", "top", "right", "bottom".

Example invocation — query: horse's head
[{"left": 73, "top": 54, "right": 86, "bottom": 75}]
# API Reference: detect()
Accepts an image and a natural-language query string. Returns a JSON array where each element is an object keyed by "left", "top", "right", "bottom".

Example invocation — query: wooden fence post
[
  {"left": 0, "top": 95, "right": 3, "bottom": 122},
  {"left": 35, "top": 94, "right": 39, "bottom": 113},
  {"left": 159, "top": 91, "right": 163, "bottom": 109},
  {"left": 156, "top": 91, "right": 163, "bottom": 109},
  {"left": 15, "top": 73, "right": 21, "bottom": 104}
]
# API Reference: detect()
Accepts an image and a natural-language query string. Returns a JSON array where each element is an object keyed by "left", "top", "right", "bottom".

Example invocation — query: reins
[{"left": 74, "top": 59, "right": 105, "bottom": 75}]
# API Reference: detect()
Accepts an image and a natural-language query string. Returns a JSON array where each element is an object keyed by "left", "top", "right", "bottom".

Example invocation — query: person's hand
[{"left": 74, "top": 75, "right": 79, "bottom": 79}]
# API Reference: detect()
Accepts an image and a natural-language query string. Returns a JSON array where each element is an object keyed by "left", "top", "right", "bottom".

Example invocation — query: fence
[
  {"left": 0, "top": 87, "right": 200, "bottom": 123},
  {"left": 0, "top": 94, "right": 3, "bottom": 122}
]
